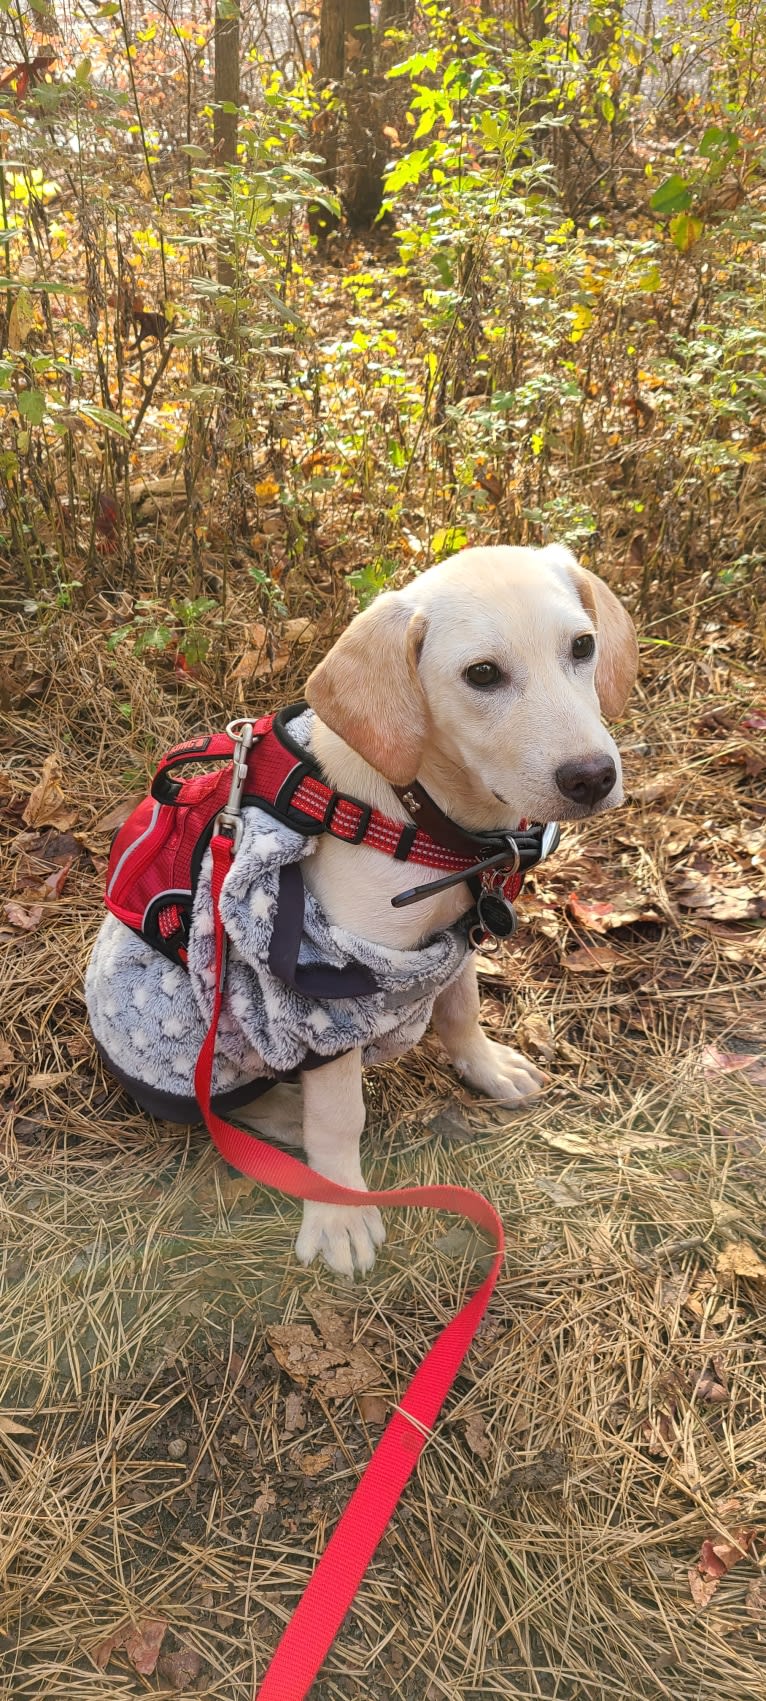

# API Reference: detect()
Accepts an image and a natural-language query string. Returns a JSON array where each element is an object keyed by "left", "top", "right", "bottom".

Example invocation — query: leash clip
[{"left": 214, "top": 720, "right": 255, "bottom": 853}]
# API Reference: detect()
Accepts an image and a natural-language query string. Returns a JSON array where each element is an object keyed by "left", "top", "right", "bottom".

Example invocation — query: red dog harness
[
  {"left": 105, "top": 701, "right": 558, "bottom": 959},
  {"left": 102, "top": 705, "right": 561, "bottom": 1698}
]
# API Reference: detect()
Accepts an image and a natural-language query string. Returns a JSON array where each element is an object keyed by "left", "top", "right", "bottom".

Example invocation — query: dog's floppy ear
[
  {"left": 305, "top": 594, "right": 428, "bottom": 784},
  {"left": 541, "top": 545, "right": 638, "bottom": 718}
]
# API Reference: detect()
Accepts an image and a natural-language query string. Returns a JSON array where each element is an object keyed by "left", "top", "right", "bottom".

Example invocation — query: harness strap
[{"left": 195, "top": 833, "right": 505, "bottom": 1701}]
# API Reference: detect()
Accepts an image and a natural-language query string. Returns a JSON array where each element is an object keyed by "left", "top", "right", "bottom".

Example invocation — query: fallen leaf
[
  {"left": 427, "top": 1108, "right": 475, "bottom": 1143},
  {"left": 158, "top": 1646, "right": 202, "bottom": 1688},
  {"left": 745, "top": 1575, "right": 766, "bottom": 1619},
  {"left": 253, "top": 1484, "right": 276, "bottom": 1512},
  {"left": 123, "top": 1619, "right": 168, "bottom": 1676},
  {"left": 641, "top": 1411, "right": 676, "bottom": 1455},
  {"left": 716, "top": 1241, "right": 766, "bottom": 1280},
  {"left": 41, "top": 857, "right": 73, "bottom": 898},
  {"left": 266, "top": 1315, "right": 378, "bottom": 1400},
  {"left": 255, "top": 476, "right": 280, "bottom": 503},
  {"left": 0, "top": 1039, "right": 14, "bottom": 1075},
  {"left": 0, "top": 1414, "right": 34, "bottom": 1438},
  {"left": 534, "top": 1174, "right": 584, "bottom": 1207},
  {"left": 566, "top": 886, "right": 662, "bottom": 932},
  {"left": 358, "top": 1393, "right": 387, "bottom": 1425},
  {"left": 695, "top": 1360, "right": 729, "bottom": 1403},
  {"left": 517, "top": 1012, "right": 555, "bottom": 1062},
  {"left": 297, "top": 1446, "right": 335, "bottom": 1477},
  {"left": 283, "top": 1391, "right": 306, "bottom": 1434},
  {"left": 4, "top": 900, "right": 43, "bottom": 932},
  {"left": 232, "top": 648, "right": 288, "bottom": 684},
  {"left": 27, "top": 1070, "right": 70, "bottom": 1091},
  {"left": 701, "top": 1045, "right": 766, "bottom": 1086},
  {"left": 699, "top": 1526, "right": 755, "bottom": 1579},
  {"left": 540, "top": 1129, "right": 594, "bottom": 1155},
  {"left": 282, "top": 617, "right": 318, "bottom": 646},
  {"left": 92, "top": 1618, "right": 168, "bottom": 1675},
  {"left": 563, "top": 943, "right": 624, "bottom": 973},
  {"left": 675, "top": 867, "right": 766, "bottom": 922},
  {"left": 95, "top": 795, "right": 145, "bottom": 835},
  {"left": 21, "top": 753, "right": 77, "bottom": 831},
  {"left": 631, "top": 771, "right": 681, "bottom": 805},
  {"left": 688, "top": 1567, "right": 720, "bottom": 1608},
  {"left": 462, "top": 1410, "right": 491, "bottom": 1460}
]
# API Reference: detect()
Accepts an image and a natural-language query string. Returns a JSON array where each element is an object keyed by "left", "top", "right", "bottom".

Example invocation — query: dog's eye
[
  {"left": 464, "top": 661, "right": 502, "bottom": 689},
  {"left": 572, "top": 633, "right": 595, "bottom": 661}
]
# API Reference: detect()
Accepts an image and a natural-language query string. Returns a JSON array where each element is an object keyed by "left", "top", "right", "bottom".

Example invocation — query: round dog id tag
[{"left": 476, "top": 890, "right": 518, "bottom": 939}]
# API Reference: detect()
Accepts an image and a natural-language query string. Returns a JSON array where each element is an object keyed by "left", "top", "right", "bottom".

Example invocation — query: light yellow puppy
[{"left": 240, "top": 542, "right": 638, "bottom": 1276}]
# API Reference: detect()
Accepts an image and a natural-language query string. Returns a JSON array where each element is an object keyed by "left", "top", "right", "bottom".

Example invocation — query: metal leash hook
[{"left": 213, "top": 719, "right": 255, "bottom": 854}]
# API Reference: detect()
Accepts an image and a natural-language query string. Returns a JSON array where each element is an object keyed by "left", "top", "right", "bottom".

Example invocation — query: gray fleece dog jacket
[{"left": 86, "top": 712, "right": 471, "bottom": 1119}]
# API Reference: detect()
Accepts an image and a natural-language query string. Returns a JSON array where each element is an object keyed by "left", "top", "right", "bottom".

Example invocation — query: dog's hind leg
[{"left": 234, "top": 1082, "right": 304, "bottom": 1147}]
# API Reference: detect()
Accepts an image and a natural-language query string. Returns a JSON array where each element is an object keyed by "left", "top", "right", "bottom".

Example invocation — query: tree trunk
[
  {"left": 214, "top": 2, "right": 240, "bottom": 286},
  {"left": 308, "top": 0, "right": 344, "bottom": 240},
  {"left": 343, "top": 0, "right": 384, "bottom": 229}
]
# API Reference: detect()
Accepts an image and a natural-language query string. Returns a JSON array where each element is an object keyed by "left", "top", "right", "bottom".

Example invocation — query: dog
[{"left": 86, "top": 543, "right": 637, "bottom": 1276}]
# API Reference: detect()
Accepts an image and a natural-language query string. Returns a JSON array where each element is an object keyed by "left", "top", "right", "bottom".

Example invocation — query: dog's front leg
[
  {"left": 432, "top": 956, "right": 546, "bottom": 1103},
  {"left": 296, "top": 1048, "right": 385, "bottom": 1277}
]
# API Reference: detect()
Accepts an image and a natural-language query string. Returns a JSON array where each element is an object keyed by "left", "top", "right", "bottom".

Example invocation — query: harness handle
[
  {"left": 195, "top": 832, "right": 505, "bottom": 1701},
  {"left": 150, "top": 720, "right": 272, "bottom": 805}
]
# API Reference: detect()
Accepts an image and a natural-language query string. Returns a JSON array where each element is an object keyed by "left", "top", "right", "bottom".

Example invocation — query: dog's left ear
[{"left": 542, "top": 544, "right": 638, "bottom": 718}]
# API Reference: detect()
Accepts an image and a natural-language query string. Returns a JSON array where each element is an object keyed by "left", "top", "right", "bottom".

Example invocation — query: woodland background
[{"left": 0, "top": 0, "right": 765, "bottom": 1695}]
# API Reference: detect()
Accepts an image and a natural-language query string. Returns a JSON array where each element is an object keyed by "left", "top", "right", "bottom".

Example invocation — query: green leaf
[
  {"left": 78, "top": 402, "right": 130, "bottom": 438},
  {"left": 432, "top": 525, "right": 467, "bottom": 560},
  {"left": 649, "top": 174, "right": 693, "bottom": 216},
  {"left": 669, "top": 211, "right": 703, "bottom": 252},
  {"left": 18, "top": 388, "right": 45, "bottom": 425},
  {"left": 699, "top": 124, "right": 738, "bottom": 161}
]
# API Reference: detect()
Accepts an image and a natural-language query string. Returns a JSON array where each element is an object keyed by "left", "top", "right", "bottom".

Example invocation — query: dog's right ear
[{"left": 305, "top": 594, "right": 428, "bottom": 785}]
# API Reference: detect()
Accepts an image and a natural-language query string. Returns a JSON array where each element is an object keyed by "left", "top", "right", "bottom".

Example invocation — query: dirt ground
[{"left": 1, "top": 609, "right": 765, "bottom": 1699}]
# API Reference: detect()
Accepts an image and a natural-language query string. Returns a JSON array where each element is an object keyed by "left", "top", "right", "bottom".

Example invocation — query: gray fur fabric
[{"left": 86, "top": 712, "right": 471, "bottom": 1102}]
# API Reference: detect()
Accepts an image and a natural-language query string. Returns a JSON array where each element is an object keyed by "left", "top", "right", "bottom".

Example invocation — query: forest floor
[{"left": 2, "top": 223, "right": 766, "bottom": 1698}]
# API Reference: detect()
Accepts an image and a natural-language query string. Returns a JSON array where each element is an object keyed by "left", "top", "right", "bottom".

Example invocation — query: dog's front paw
[
  {"left": 454, "top": 1036, "right": 547, "bottom": 1103},
  {"left": 295, "top": 1199, "right": 386, "bottom": 1276}
]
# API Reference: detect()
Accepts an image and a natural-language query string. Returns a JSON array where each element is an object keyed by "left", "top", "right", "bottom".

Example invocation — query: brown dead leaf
[
  {"left": 699, "top": 1526, "right": 755, "bottom": 1579},
  {"left": 540, "top": 1130, "right": 594, "bottom": 1156},
  {"left": 92, "top": 1618, "right": 168, "bottom": 1675},
  {"left": 158, "top": 1646, "right": 202, "bottom": 1688},
  {"left": 4, "top": 900, "right": 43, "bottom": 932},
  {"left": 27, "top": 1070, "right": 70, "bottom": 1092},
  {"left": 0, "top": 1414, "right": 34, "bottom": 1438},
  {"left": 701, "top": 1044, "right": 766, "bottom": 1086},
  {"left": 358, "top": 1393, "right": 387, "bottom": 1425},
  {"left": 631, "top": 771, "right": 682, "bottom": 805},
  {"left": 22, "top": 753, "right": 77, "bottom": 831},
  {"left": 641, "top": 1411, "right": 676, "bottom": 1455},
  {"left": 96, "top": 795, "right": 144, "bottom": 835},
  {"left": 41, "top": 858, "right": 73, "bottom": 899},
  {"left": 266, "top": 1314, "right": 378, "bottom": 1400},
  {"left": 517, "top": 1012, "right": 555, "bottom": 1062},
  {"left": 695, "top": 1359, "right": 729, "bottom": 1404},
  {"left": 253, "top": 1483, "right": 276, "bottom": 1512},
  {"left": 462, "top": 1410, "right": 491, "bottom": 1460},
  {"left": 282, "top": 617, "right": 318, "bottom": 646},
  {"left": 563, "top": 943, "right": 624, "bottom": 973},
  {"left": 688, "top": 1567, "right": 720, "bottom": 1608},
  {"left": 745, "top": 1575, "right": 766, "bottom": 1619},
  {"left": 566, "top": 886, "right": 662, "bottom": 933},
  {"left": 297, "top": 1446, "right": 335, "bottom": 1477},
  {"left": 283, "top": 1391, "right": 306, "bottom": 1434},
  {"left": 716, "top": 1241, "right": 766, "bottom": 1280},
  {"left": 0, "top": 1039, "right": 14, "bottom": 1080},
  {"left": 535, "top": 1174, "right": 584, "bottom": 1207},
  {"left": 675, "top": 867, "right": 766, "bottom": 922}
]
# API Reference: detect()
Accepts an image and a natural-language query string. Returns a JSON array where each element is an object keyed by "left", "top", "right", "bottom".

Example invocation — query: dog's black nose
[{"left": 555, "top": 756, "right": 616, "bottom": 809}]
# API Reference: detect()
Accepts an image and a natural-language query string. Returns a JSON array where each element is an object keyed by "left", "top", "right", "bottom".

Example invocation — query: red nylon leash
[{"left": 195, "top": 834, "right": 505, "bottom": 1700}]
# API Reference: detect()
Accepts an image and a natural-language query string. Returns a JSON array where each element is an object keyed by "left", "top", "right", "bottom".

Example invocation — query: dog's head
[{"left": 305, "top": 543, "right": 638, "bottom": 827}]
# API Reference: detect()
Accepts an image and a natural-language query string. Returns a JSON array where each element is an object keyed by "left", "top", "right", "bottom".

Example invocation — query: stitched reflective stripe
[
  {"left": 107, "top": 801, "right": 161, "bottom": 898},
  {"left": 158, "top": 904, "right": 183, "bottom": 939},
  {"left": 141, "top": 887, "right": 192, "bottom": 933}
]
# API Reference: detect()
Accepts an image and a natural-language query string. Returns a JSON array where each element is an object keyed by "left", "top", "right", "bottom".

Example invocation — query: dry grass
[{"left": 1, "top": 596, "right": 765, "bottom": 1700}]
